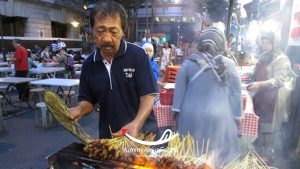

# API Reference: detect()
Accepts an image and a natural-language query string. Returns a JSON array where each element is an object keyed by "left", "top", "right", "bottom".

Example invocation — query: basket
[
  {"left": 163, "top": 65, "right": 180, "bottom": 83},
  {"left": 159, "top": 88, "right": 174, "bottom": 105}
]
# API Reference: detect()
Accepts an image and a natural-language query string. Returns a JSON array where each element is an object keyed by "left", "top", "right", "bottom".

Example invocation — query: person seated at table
[
  {"left": 41, "top": 46, "right": 52, "bottom": 63},
  {"left": 54, "top": 49, "right": 75, "bottom": 78},
  {"left": 67, "top": 50, "right": 74, "bottom": 58},
  {"left": 27, "top": 49, "right": 37, "bottom": 69},
  {"left": 29, "top": 49, "right": 40, "bottom": 61},
  {"left": 73, "top": 50, "right": 84, "bottom": 63}
]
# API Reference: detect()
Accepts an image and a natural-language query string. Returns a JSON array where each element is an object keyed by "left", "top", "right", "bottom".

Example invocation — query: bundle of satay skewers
[
  {"left": 84, "top": 133, "right": 211, "bottom": 169},
  {"left": 44, "top": 91, "right": 269, "bottom": 169},
  {"left": 223, "top": 151, "right": 269, "bottom": 169}
]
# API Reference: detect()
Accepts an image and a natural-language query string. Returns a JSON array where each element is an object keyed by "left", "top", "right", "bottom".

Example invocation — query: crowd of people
[
  {"left": 133, "top": 17, "right": 296, "bottom": 169},
  {"left": 6, "top": 38, "right": 90, "bottom": 101}
]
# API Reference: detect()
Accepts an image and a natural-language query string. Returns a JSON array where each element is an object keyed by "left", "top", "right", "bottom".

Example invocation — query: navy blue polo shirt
[{"left": 78, "top": 40, "right": 159, "bottom": 138}]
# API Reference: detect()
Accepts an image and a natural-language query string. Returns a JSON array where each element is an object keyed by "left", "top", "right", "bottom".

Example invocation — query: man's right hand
[
  {"left": 69, "top": 106, "right": 82, "bottom": 122},
  {"left": 68, "top": 101, "right": 94, "bottom": 122}
]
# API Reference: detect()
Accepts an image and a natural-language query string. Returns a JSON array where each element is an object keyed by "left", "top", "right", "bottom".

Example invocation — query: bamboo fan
[{"left": 44, "top": 91, "right": 94, "bottom": 143}]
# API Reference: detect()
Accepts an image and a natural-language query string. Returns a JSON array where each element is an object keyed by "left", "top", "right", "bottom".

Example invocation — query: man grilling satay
[{"left": 69, "top": 1, "right": 159, "bottom": 139}]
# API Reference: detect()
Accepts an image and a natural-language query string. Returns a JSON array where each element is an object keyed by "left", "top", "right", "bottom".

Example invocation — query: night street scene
[{"left": 1, "top": 0, "right": 300, "bottom": 168}]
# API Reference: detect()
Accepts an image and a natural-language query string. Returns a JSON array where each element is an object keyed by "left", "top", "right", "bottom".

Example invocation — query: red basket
[
  {"left": 160, "top": 89, "right": 174, "bottom": 105},
  {"left": 163, "top": 66, "right": 180, "bottom": 83}
]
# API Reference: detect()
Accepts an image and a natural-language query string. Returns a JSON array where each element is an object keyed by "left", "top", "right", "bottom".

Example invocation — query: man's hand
[
  {"left": 69, "top": 106, "right": 82, "bottom": 122},
  {"left": 112, "top": 120, "right": 141, "bottom": 138},
  {"left": 68, "top": 101, "right": 94, "bottom": 122}
]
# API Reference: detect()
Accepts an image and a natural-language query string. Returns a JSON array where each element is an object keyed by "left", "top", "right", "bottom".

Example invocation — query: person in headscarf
[
  {"left": 247, "top": 31, "right": 291, "bottom": 163},
  {"left": 142, "top": 42, "right": 159, "bottom": 82},
  {"left": 172, "top": 27, "right": 242, "bottom": 166}
]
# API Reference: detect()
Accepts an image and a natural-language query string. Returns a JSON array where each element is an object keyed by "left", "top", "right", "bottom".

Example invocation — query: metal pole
[
  {"left": 150, "top": 0, "right": 155, "bottom": 39},
  {"left": 0, "top": 14, "right": 6, "bottom": 62},
  {"left": 146, "top": 0, "right": 149, "bottom": 39},
  {"left": 226, "top": 0, "right": 234, "bottom": 37}
]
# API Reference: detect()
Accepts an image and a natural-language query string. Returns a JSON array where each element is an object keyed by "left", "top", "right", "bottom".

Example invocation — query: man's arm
[
  {"left": 69, "top": 101, "right": 94, "bottom": 121},
  {"left": 69, "top": 60, "right": 96, "bottom": 121},
  {"left": 113, "top": 47, "right": 158, "bottom": 138},
  {"left": 120, "top": 94, "right": 156, "bottom": 137}
]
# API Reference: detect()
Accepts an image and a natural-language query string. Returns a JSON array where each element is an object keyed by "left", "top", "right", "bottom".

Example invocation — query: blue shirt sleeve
[
  {"left": 78, "top": 62, "right": 97, "bottom": 104},
  {"left": 151, "top": 59, "right": 159, "bottom": 82},
  {"left": 135, "top": 51, "right": 158, "bottom": 97}
]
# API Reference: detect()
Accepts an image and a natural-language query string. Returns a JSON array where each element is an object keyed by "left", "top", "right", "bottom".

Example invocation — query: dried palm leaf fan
[{"left": 44, "top": 91, "right": 94, "bottom": 143}]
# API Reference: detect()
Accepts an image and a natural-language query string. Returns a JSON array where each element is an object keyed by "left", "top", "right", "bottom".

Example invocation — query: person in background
[
  {"left": 30, "top": 50, "right": 40, "bottom": 61},
  {"left": 50, "top": 40, "right": 59, "bottom": 55},
  {"left": 172, "top": 27, "right": 242, "bottom": 166},
  {"left": 142, "top": 42, "right": 159, "bottom": 83},
  {"left": 80, "top": 50, "right": 89, "bottom": 60},
  {"left": 54, "top": 49, "right": 75, "bottom": 78},
  {"left": 27, "top": 49, "right": 36, "bottom": 69},
  {"left": 41, "top": 46, "right": 52, "bottom": 62},
  {"left": 67, "top": 50, "right": 75, "bottom": 58},
  {"left": 227, "top": 33, "right": 235, "bottom": 49},
  {"left": 54, "top": 49, "right": 68, "bottom": 68},
  {"left": 12, "top": 39, "right": 29, "bottom": 101},
  {"left": 57, "top": 39, "right": 67, "bottom": 50},
  {"left": 160, "top": 41, "right": 172, "bottom": 73},
  {"left": 247, "top": 31, "right": 291, "bottom": 163},
  {"left": 68, "top": 1, "right": 159, "bottom": 139},
  {"left": 34, "top": 45, "right": 41, "bottom": 54},
  {"left": 151, "top": 39, "right": 157, "bottom": 58},
  {"left": 73, "top": 50, "right": 84, "bottom": 63}
]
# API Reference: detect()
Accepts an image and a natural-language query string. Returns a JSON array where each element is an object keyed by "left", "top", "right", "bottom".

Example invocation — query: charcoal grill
[{"left": 47, "top": 143, "right": 147, "bottom": 169}]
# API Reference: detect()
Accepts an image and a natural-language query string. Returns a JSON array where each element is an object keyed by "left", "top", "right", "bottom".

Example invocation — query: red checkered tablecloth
[
  {"left": 153, "top": 103, "right": 176, "bottom": 128},
  {"left": 239, "top": 112, "right": 259, "bottom": 137},
  {"left": 239, "top": 93, "right": 259, "bottom": 137}
]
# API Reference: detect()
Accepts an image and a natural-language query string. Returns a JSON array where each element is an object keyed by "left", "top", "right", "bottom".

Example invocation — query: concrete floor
[{"left": 0, "top": 100, "right": 99, "bottom": 169}]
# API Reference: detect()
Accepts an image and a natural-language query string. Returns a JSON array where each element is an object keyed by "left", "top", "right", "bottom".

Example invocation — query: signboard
[{"left": 288, "top": 0, "right": 300, "bottom": 46}]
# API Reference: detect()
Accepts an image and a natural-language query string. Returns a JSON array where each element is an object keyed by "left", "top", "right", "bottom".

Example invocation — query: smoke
[{"left": 175, "top": 68, "right": 241, "bottom": 166}]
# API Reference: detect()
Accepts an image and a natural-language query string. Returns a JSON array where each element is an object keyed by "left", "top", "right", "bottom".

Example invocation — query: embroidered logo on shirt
[{"left": 124, "top": 68, "right": 135, "bottom": 78}]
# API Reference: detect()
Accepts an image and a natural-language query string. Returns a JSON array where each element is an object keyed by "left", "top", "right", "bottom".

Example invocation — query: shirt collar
[{"left": 94, "top": 39, "right": 127, "bottom": 63}]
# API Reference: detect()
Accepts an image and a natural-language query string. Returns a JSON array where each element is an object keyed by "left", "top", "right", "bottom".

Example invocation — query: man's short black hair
[
  {"left": 13, "top": 38, "right": 21, "bottom": 44},
  {"left": 90, "top": 1, "right": 128, "bottom": 31}
]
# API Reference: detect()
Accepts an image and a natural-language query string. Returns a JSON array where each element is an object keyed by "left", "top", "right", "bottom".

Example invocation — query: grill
[{"left": 47, "top": 143, "right": 147, "bottom": 169}]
